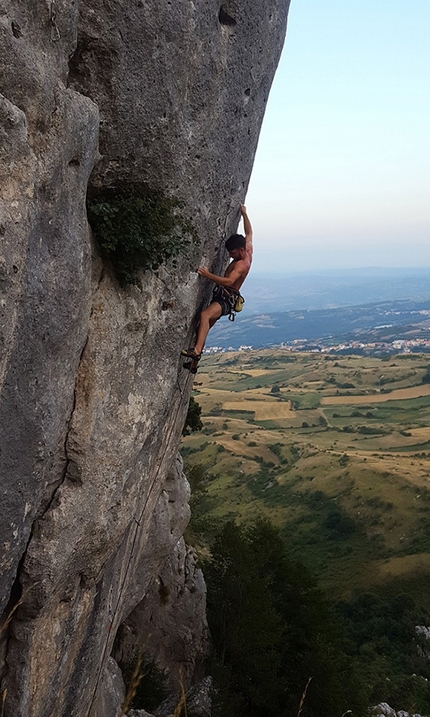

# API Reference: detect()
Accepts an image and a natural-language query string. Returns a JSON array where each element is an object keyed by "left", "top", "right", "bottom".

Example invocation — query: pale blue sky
[{"left": 246, "top": 0, "right": 430, "bottom": 272}]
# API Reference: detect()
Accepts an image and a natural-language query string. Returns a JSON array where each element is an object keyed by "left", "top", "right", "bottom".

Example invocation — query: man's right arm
[{"left": 240, "top": 205, "right": 253, "bottom": 256}]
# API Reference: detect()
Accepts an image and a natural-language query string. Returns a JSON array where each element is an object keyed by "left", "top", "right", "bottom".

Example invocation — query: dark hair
[{"left": 225, "top": 233, "right": 246, "bottom": 251}]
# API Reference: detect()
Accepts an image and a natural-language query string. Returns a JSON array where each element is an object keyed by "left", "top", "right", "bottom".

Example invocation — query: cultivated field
[{"left": 182, "top": 350, "right": 430, "bottom": 603}]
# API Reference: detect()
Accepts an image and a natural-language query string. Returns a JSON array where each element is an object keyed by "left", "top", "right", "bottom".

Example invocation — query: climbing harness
[{"left": 212, "top": 285, "right": 245, "bottom": 321}]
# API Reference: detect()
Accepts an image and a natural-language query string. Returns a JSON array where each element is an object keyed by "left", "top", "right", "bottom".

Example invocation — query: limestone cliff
[{"left": 0, "top": 1, "right": 289, "bottom": 715}]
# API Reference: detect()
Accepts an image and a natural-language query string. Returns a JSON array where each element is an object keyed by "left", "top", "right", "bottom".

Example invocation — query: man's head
[{"left": 225, "top": 233, "right": 246, "bottom": 258}]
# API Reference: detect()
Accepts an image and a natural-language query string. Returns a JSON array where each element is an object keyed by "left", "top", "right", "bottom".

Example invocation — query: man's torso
[{"left": 224, "top": 256, "right": 252, "bottom": 291}]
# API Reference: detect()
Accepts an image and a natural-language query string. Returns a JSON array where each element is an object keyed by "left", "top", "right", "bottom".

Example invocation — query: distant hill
[
  {"left": 207, "top": 298, "right": 430, "bottom": 349},
  {"left": 241, "top": 268, "right": 430, "bottom": 314}
]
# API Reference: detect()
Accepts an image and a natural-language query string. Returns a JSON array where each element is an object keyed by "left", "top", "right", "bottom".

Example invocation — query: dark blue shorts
[
  {"left": 212, "top": 287, "right": 237, "bottom": 317},
  {"left": 213, "top": 296, "right": 232, "bottom": 316}
]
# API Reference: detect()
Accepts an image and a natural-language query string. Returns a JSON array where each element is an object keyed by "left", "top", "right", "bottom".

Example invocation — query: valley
[{"left": 182, "top": 350, "right": 430, "bottom": 603}]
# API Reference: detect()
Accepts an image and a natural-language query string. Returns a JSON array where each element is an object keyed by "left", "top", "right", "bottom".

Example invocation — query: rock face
[
  {"left": 113, "top": 456, "right": 209, "bottom": 695},
  {"left": 0, "top": 1, "right": 289, "bottom": 715},
  {"left": 372, "top": 703, "right": 425, "bottom": 717}
]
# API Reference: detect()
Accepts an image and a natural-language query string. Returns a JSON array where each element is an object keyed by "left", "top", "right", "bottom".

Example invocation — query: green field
[{"left": 182, "top": 350, "right": 430, "bottom": 603}]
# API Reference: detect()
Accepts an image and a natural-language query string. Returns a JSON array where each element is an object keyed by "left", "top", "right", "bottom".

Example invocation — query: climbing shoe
[
  {"left": 180, "top": 349, "right": 201, "bottom": 360},
  {"left": 183, "top": 361, "right": 199, "bottom": 375}
]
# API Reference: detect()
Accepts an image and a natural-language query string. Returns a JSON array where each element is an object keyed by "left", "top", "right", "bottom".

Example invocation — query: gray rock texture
[
  {"left": 0, "top": 0, "right": 289, "bottom": 715},
  {"left": 96, "top": 657, "right": 125, "bottom": 717},
  {"left": 154, "top": 676, "right": 213, "bottom": 717},
  {"left": 372, "top": 704, "right": 425, "bottom": 717}
]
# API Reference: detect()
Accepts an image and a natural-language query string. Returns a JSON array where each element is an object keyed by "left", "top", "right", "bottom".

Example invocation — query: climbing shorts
[{"left": 212, "top": 286, "right": 238, "bottom": 317}]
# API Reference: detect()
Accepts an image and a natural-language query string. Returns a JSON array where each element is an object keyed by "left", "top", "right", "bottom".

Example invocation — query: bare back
[{"left": 224, "top": 254, "right": 252, "bottom": 291}]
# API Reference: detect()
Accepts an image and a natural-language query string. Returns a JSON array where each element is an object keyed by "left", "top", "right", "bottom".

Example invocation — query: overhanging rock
[{"left": 0, "top": 1, "right": 290, "bottom": 714}]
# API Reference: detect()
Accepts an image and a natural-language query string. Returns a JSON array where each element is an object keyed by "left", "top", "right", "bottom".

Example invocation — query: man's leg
[{"left": 194, "top": 302, "right": 222, "bottom": 355}]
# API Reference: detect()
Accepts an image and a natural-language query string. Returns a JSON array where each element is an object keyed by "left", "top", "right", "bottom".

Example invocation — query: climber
[{"left": 181, "top": 204, "right": 253, "bottom": 362}]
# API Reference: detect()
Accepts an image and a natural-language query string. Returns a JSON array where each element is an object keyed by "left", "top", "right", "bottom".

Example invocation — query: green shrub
[
  {"left": 422, "top": 366, "right": 430, "bottom": 384},
  {"left": 357, "top": 425, "right": 385, "bottom": 435},
  {"left": 122, "top": 654, "right": 168, "bottom": 711},
  {"left": 324, "top": 510, "right": 356, "bottom": 538},
  {"left": 87, "top": 184, "right": 197, "bottom": 285},
  {"left": 268, "top": 442, "right": 283, "bottom": 458},
  {"left": 182, "top": 396, "right": 203, "bottom": 435}
]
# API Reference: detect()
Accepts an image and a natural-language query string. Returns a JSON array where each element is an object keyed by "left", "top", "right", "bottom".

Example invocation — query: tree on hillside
[
  {"left": 205, "top": 519, "right": 368, "bottom": 717},
  {"left": 422, "top": 365, "right": 430, "bottom": 383},
  {"left": 336, "top": 591, "right": 430, "bottom": 714}
]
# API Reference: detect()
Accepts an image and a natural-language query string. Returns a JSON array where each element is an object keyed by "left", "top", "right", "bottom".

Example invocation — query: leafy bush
[
  {"left": 336, "top": 592, "right": 430, "bottom": 714},
  {"left": 357, "top": 425, "right": 385, "bottom": 435},
  {"left": 182, "top": 396, "right": 203, "bottom": 435},
  {"left": 121, "top": 654, "right": 168, "bottom": 711},
  {"left": 339, "top": 453, "right": 349, "bottom": 466},
  {"left": 87, "top": 184, "right": 197, "bottom": 285},
  {"left": 324, "top": 510, "right": 357, "bottom": 538},
  {"left": 268, "top": 442, "right": 283, "bottom": 459},
  {"left": 422, "top": 366, "right": 430, "bottom": 383}
]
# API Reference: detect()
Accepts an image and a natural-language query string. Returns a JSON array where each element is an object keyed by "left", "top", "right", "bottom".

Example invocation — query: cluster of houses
[{"left": 204, "top": 338, "right": 430, "bottom": 356}]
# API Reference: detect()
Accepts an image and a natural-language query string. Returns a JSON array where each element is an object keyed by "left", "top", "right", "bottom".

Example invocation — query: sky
[{"left": 246, "top": 0, "right": 430, "bottom": 273}]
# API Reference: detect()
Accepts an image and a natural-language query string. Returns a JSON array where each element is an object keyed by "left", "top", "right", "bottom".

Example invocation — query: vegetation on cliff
[
  {"left": 87, "top": 184, "right": 197, "bottom": 284},
  {"left": 183, "top": 396, "right": 203, "bottom": 436}
]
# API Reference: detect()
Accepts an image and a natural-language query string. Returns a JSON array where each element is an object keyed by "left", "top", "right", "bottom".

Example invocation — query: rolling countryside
[{"left": 182, "top": 350, "right": 430, "bottom": 605}]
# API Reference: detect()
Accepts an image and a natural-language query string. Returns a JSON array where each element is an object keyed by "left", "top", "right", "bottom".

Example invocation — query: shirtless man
[{"left": 182, "top": 204, "right": 253, "bottom": 361}]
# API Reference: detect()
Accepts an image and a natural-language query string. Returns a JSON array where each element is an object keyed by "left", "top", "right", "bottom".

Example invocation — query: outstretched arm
[
  {"left": 196, "top": 205, "right": 252, "bottom": 287},
  {"left": 240, "top": 204, "right": 253, "bottom": 255}
]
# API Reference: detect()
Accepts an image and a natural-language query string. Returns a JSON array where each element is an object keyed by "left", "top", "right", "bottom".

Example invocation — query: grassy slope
[{"left": 182, "top": 350, "right": 430, "bottom": 605}]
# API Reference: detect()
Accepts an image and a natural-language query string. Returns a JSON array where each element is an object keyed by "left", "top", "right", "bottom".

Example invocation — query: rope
[
  {"left": 221, "top": 198, "right": 242, "bottom": 262},
  {"left": 50, "top": 1, "right": 61, "bottom": 42},
  {"left": 88, "top": 363, "right": 194, "bottom": 714}
]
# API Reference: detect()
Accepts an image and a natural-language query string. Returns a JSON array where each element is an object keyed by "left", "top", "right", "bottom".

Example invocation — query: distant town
[
  {"left": 204, "top": 336, "right": 430, "bottom": 356},
  {"left": 206, "top": 296, "right": 430, "bottom": 356}
]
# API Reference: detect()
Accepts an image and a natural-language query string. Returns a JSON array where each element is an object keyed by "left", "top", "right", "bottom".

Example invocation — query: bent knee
[{"left": 202, "top": 303, "right": 222, "bottom": 320}]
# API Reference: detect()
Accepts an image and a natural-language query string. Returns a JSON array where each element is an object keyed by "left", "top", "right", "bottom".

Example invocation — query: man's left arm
[{"left": 197, "top": 263, "right": 244, "bottom": 287}]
